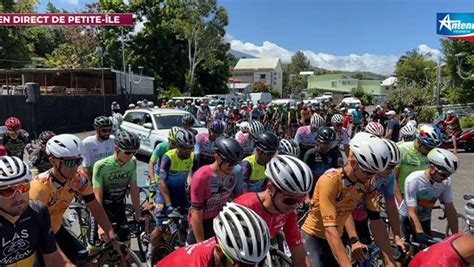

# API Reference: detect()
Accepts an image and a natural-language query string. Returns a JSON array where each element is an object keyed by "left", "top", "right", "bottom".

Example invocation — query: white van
[
  {"left": 340, "top": 97, "right": 361, "bottom": 114},
  {"left": 171, "top": 96, "right": 208, "bottom": 106}
]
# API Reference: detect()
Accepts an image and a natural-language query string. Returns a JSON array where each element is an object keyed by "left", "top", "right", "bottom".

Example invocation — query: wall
[
  {"left": 114, "top": 72, "right": 155, "bottom": 95},
  {"left": 0, "top": 94, "right": 153, "bottom": 138}
]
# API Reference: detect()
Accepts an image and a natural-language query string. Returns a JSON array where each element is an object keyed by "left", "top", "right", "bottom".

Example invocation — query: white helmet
[
  {"left": 310, "top": 113, "right": 325, "bottom": 128},
  {"left": 365, "top": 122, "right": 384, "bottom": 137},
  {"left": 401, "top": 124, "right": 417, "bottom": 137},
  {"left": 407, "top": 120, "right": 418, "bottom": 127},
  {"left": 427, "top": 148, "right": 459, "bottom": 174},
  {"left": 331, "top": 114, "right": 344, "bottom": 124},
  {"left": 0, "top": 156, "right": 32, "bottom": 187},
  {"left": 239, "top": 121, "right": 250, "bottom": 133},
  {"left": 249, "top": 120, "right": 264, "bottom": 136},
  {"left": 465, "top": 199, "right": 474, "bottom": 229},
  {"left": 350, "top": 132, "right": 390, "bottom": 173},
  {"left": 382, "top": 139, "right": 401, "bottom": 165},
  {"left": 279, "top": 139, "right": 300, "bottom": 157},
  {"left": 46, "top": 134, "right": 84, "bottom": 158},
  {"left": 265, "top": 155, "right": 313, "bottom": 195},
  {"left": 214, "top": 202, "right": 270, "bottom": 265}
]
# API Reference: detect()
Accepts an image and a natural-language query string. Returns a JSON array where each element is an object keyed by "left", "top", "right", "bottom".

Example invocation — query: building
[
  {"left": 227, "top": 82, "right": 252, "bottom": 94},
  {"left": 233, "top": 58, "right": 283, "bottom": 95},
  {"left": 0, "top": 68, "right": 154, "bottom": 96},
  {"left": 307, "top": 73, "right": 395, "bottom": 102}
]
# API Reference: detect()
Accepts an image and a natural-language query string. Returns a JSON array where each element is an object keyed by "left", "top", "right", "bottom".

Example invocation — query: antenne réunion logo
[{"left": 437, "top": 13, "right": 474, "bottom": 40}]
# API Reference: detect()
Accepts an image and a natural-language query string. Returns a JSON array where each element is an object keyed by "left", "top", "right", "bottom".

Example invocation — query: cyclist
[
  {"left": 295, "top": 113, "right": 325, "bottom": 160},
  {"left": 445, "top": 110, "right": 462, "bottom": 137},
  {"left": 148, "top": 127, "right": 179, "bottom": 185},
  {"left": 330, "top": 114, "right": 350, "bottom": 157},
  {"left": 341, "top": 107, "right": 351, "bottom": 129},
  {"left": 212, "top": 104, "right": 226, "bottom": 121},
  {"left": 365, "top": 121, "right": 385, "bottom": 137},
  {"left": 0, "top": 156, "right": 63, "bottom": 267},
  {"left": 350, "top": 104, "right": 364, "bottom": 138},
  {"left": 188, "top": 137, "right": 244, "bottom": 244},
  {"left": 27, "top": 131, "right": 55, "bottom": 175},
  {"left": 346, "top": 139, "right": 405, "bottom": 259},
  {"left": 302, "top": 132, "right": 396, "bottom": 267},
  {"left": 195, "top": 120, "right": 225, "bottom": 167},
  {"left": 359, "top": 105, "right": 369, "bottom": 125},
  {"left": 0, "top": 117, "right": 29, "bottom": 159},
  {"left": 29, "top": 134, "right": 120, "bottom": 266},
  {"left": 301, "top": 104, "right": 312, "bottom": 125},
  {"left": 236, "top": 154, "right": 313, "bottom": 267},
  {"left": 82, "top": 116, "right": 115, "bottom": 178},
  {"left": 394, "top": 125, "right": 442, "bottom": 205},
  {"left": 303, "top": 127, "right": 344, "bottom": 197},
  {"left": 236, "top": 120, "right": 264, "bottom": 158},
  {"left": 240, "top": 104, "right": 250, "bottom": 122},
  {"left": 279, "top": 138, "right": 300, "bottom": 157},
  {"left": 88, "top": 131, "right": 143, "bottom": 255},
  {"left": 399, "top": 124, "right": 418, "bottom": 143},
  {"left": 241, "top": 132, "right": 279, "bottom": 192},
  {"left": 156, "top": 202, "right": 270, "bottom": 267},
  {"left": 197, "top": 101, "right": 212, "bottom": 126},
  {"left": 400, "top": 148, "right": 459, "bottom": 245},
  {"left": 409, "top": 198, "right": 474, "bottom": 267},
  {"left": 287, "top": 106, "right": 299, "bottom": 138},
  {"left": 385, "top": 110, "right": 401, "bottom": 142},
  {"left": 149, "top": 128, "right": 199, "bottom": 259}
]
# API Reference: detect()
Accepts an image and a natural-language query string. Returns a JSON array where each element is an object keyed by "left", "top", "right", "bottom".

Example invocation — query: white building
[
  {"left": 233, "top": 58, "right": 283, "bottom": 95},
  {"left": 381, "top": 76, "right": 398, "bottom": 91}
]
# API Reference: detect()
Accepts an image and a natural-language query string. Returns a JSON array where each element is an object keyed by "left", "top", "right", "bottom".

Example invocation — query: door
[{"left": 122, "top": 111, "right": 146, "bottom": 151}]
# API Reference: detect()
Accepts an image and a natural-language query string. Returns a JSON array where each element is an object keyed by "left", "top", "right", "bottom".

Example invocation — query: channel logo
[{"left": 437, "top": 13, "right": 474, "bottom": 40}]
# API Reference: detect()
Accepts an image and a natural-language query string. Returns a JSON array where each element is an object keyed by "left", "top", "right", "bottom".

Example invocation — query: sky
[{"left": 38, "top": 0, "right": 474, "bottom": 75}]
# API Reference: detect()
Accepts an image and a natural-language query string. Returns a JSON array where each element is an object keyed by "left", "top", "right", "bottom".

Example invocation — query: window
[
  {"left": 124, "top": 112, "right": 145, "bottom": 125},
  {"left": 154, "top": 114, "right": 201, "bottom": 129},
  {"left": 144, "top": 113, "right": 154, "bottom": 125},
  {"left": 260, "top": 74, "right": 266, "bottom": 79},
  {"left": 331, "top": 81, "right": 337, "bottom": 87}
]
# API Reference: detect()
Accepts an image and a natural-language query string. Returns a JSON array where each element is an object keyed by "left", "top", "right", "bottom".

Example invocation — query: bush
[
  {"left": 418, "top": 106, "right": 436, "bottom": 123},
  {"left": 461, "top": 116, "right": 474, "bottom": 128}
]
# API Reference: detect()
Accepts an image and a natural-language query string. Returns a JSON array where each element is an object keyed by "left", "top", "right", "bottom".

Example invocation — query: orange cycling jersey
[
  {"left": 302, "top": 168, "right": 379, "bottom": 239},
  {"left": 29, "top": 169, "right": 94, "bottom": 233}
]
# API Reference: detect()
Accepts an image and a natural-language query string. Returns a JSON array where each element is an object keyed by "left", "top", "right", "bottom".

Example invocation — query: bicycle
[
  {"left": 431, "top": 203, "right": 469, "bottom": 236},
  {"left": 77, "top": 240, "right": 143, "bottom": 267},
  {"left": 67, "top": 199, "right": 90, "bottom": 246},
  {"left": 149, "top": 209, "right": 189, "bottom": 265},
  {"left": 262, "top": 232, "right": 293, "bottom": 267}
]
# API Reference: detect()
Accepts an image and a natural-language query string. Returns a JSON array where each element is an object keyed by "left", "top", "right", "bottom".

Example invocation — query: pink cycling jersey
[
  {"left": 409, "top": 232, "right": 469, "bottom": 267},
  {"left": 234, "top": 192, "right": 303, "bottom": 247},
  {"left": 235, "top": 131, "right": 254, "bottom": 156},
  {"left": 155, "top": 238, "right": 216, "bottom": 267},
  {"left": 189, "top": 165, "right": 244, "bottom": 222}
]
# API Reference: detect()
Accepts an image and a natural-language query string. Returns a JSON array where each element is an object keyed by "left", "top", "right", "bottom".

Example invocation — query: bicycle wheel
[
  {"left": 150, "top": 242, "right": 174, "bottom": 266},
  {"left": 124, "top": 246, "right": 143, "bottom": 267},
  {"left": 137, "top": 211, "right": 156, "bottom": 260},
  {"left": 445, "top": 213, "right": 468, "bottom": 236}
]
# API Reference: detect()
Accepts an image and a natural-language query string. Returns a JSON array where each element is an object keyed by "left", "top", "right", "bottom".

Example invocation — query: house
[
  {"left": 227, "top": 82, "right": 252, "bottom": 94},
  {"left": 381, "top": 76, "right": 398, "bottom": 91},
  {"left": 233, "top": 58, "right": 283, "bottom": 95}
]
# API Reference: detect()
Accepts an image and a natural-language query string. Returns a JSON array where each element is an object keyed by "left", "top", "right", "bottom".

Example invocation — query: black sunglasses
[{"left": 121, "top": 150, "right": 137, "bottom": 155}]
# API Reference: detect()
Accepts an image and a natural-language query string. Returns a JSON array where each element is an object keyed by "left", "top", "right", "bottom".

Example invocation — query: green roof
[{"left": 234, "top": 58, "right": 280, "bottom": 71}]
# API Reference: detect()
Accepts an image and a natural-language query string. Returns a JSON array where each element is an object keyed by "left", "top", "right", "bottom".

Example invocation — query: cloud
[
  {"left": 228, "top": 36, "right": 442, "bottom": 76},
  {"left": 60, "top": 0, "right": 79, "bottom": 6}
]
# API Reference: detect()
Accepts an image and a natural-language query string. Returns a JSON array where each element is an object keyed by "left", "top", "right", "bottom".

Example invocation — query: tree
[
  {"left": 253, "top": 81, "right": 271, "bottom": 93},
  {"left": 395, "top": 49, "right": 436, "bottom": 88}
]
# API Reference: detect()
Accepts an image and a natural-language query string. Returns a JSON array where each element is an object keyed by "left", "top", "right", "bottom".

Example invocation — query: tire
[
  {"left": 137, "top": 211, "right": 156, "bottom": 260},
  {"left": 150, "top": 242, "right": 174, "bottom": 266},
  {"left": 445, "top": 213, "right": 468, "bottom": 236}
]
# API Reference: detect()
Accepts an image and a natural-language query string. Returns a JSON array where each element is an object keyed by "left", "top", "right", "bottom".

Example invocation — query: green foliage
[
  {"left": 418, "top": 106, "right": 436, "bottom": 123},
  {"left": 385, "top": 84, "right": 434, "bottom": 115},
  {"left": 461, "top": 116, "right": 474, "bottom": 129},
  {"left": 396, "top": 49, "right": 436, "bottom": 88},
  {"left": 351, "top": 87, "right": 364, "bottom": 98},
  {"left": 350, "top": 87, "right": 372, "bottom": 105},
  {"left": 161, "top": 85, "right": 185, "bottom": 99},
  {"left": 283, "top": 51, "right": 311, "bottom": 96},
  {"left": 271, "top": 89, "right": 281, "bottom": 99},
  {"left": 253, "top": 81, "right": 271, "bottom": 93}
]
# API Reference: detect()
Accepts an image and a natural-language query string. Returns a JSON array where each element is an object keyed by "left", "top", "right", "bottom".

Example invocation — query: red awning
[{"left": 228, "top": 77, "right": 243, "bottom": 83}]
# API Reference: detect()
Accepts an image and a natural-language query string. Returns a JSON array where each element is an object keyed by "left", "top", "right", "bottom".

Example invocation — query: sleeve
[
  {"left": 192, "top": 154, "right": 200, "bottom": 173},
  {"left": 404, "top": 176, "right": 418, "bottom": 207},
  {"left": 283, "top": 212, "right": 303, "bottom": 247},
  {"left": 92, "top": 162, "right": 103, "bottom": 189},
  {"left": 383, "top": 174, "right": 396, "bottom": 204},
  {"left": 318, "top": 175, "right": 340, "bottom": 227},
  {"left": 441, "top": 179, "right": 454, "bottom": 203},
  {"left": 233, "top": 165, "right": 244, "bottom": 197},
  {"left": 294, "top": 129, "right": 302, "bottom": 144},
  {"left": 77, "top": 173, "right": 94, "bottom": 199},
  {"left": 364, "top": 189, "right": 379, "bottom": 213},
  {"left": 387, "top": 121, "right": 395, "bottom": 130},
  {"left": 303, "top": 149, "right": 313, "bottom": 163},
  {"left": 131, "top": 158, "right": 137, "bottom": 182},
  {"left": 241, "top": 160, "right": 252, "bottom": 185},
  {"left": 82, "top": 142, "right": 92, "bottom": 167},
  {"left": 194, "top": 139, "right": 200, "bottom": 154},
  {"left": 35, "top": 202, "right": 58, "bottom": 254},
  {"left": 29, "top": 180, "right": 51, "bottom": 206},
  {"left": 342, "top": 129, "right": 350, "bottom": 145},
  {"left": 150, "top": 145, "right": 160, "bottom": 163},
  {"left": 190, "top": 168, "right": 208, "bottom": 210},
  {"left": 160, "top": 155, "right": 172, "bottom": 182}
]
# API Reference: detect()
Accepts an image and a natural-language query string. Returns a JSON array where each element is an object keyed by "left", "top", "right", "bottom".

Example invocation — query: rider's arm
[
  {"left": 282, "top": 212, "right": 311, "bottom": 266},
  {"left": 443, "top": 181, "right": 458, "bottom": 234},
  {"left": 190, "top": 169, "right": 209, "bottom": 243},
  {"left": 325, "top": 227, "right": 352, "bottom": 267},
  {"left": 34, "top": 201, "right": 63, "bottom": 267},
  {"left": 130, "top": 158, "right": 142, "bottom": 220},
  {"left": 149, "top": 146, "right": 161, "bottom": 183},
  {"left": 405, "top": 180, "right": 424, "bottom": 233},
  {"left": 240, "top": 160, "right": 252, "bottom": 192},
  {"left": 394, "top": 167, "right": 403, "bottom": 206},
  {"left": 43, "top": 251, "right": 64, "bottom": 267},
  {"left": 159, "top": 155, "right": 173, "bottom": 206},
  {"left": 290, "top": 245, "right": 312, "bottom": 267},
  {"left": 90, "top": 166, "right": 116, "bottom": 240},
  {"left": 384, "top": 174, "right": 404, "bottom": 242},
  {"left": 452, "top": 135, "right": 458, "bottom": 154}
]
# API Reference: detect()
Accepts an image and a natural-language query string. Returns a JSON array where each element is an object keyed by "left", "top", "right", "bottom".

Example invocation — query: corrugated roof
[{"left": 234, "top": 58, "right": 280, "bottom": 70}]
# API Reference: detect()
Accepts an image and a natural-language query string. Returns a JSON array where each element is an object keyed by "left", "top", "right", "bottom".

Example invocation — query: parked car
[
  {"left": 340, "top": 97, "right": 361, "bottom": 114},
  {"left": 120, "top": 108, "right": 207, "bottom": 156}
]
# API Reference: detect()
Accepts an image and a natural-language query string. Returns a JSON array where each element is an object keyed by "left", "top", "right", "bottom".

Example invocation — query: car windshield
[
  {"left": 154, "top": 114, "right": 201, "bottom": 129},
  {"left": 209, "top": 100, "right": 220, "bottom": 107},
  {"left": 347, "top": 102, "right": 360, "bottom": 109}
]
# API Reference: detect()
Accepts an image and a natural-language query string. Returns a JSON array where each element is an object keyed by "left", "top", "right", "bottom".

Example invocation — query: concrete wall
[
  {"left": 0, "top": 94, "right": 152, "bottom": 138},
  {"left": 115, "top": 72, "right": 155, "bottom": 95}
]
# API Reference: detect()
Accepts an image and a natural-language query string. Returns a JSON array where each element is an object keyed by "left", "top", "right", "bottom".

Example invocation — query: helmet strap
[
  {"left": 270, "top": 190, "right": 285, "bottom": 214},
  {"left": 0, "top": 206, "right": 20, "bottom": 218}
]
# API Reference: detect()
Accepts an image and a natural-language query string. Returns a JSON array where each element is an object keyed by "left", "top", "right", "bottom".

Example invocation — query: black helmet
[
  {"left": 255, "top": 132, "right": 279, "bottom": 152},
  {"left": 115, "top": 131, "right": 140, "bottom": 151},
  {"left": 317, "top": 127, "right": 336, "bottom": 144},
  {"left": 182, "top": 113, "right": 195, "bottom": 126},
  {"left": 39, "top": 131, "right": 55, "bottom": 145},
  {"left": 215, "top": 137, "right": 243, "bottom": 164},
  {"left": 175, "top": 128, "right": 196, "bottom": 148},
  {"left": 94, "top": 116, "right": 113, "bottom": 129}
]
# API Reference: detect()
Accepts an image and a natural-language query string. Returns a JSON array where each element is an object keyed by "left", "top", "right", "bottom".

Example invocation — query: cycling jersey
[
  {"left": 331, "top": 127, "right": 350, "bottom": 149},
  {"left": 234, "top": 193, "right": 302, "bottom": 247},
  {"left": 399, "top": 170, "right": 453, "bottom": 221},
  {"left": 0, "top": 200, "right": 57, "bottom": 267},
  {"left": 288, "top": 111, "right": 298, "bottom": 125},
  {"left": 189, "top": 165, "right": 243, "bottom": 221},
  {"left": 241, "top": 154, "right": 267, "bottom": 192},
  {"left": 156, "top": 237, "right": 216, "bottom": 267},
  {"left": 302, "top": 168, "right": 379, "bottom": 239},
  {"left": 397, "top": 141, "right": 430, "bottom": 194},
  {"left": 150, "top": 141, "right": 170, "bottom": 182},
  {"left": 197, "top": 106, "right": 211, "bottom": 121},
  {"left": 82, "top": 135, "right": 115, "bottom": 169},
  {"left": 195, "top": 133, "right": 216, "bottom": 167},
  {"left": 343, "top": 115, "right": 351, "bottom": 129},
  {"left": 0, "top": 130, "right": 29, "bottom": 158},
  {"left": 26, "top": 144, "right": 52, "bottom": 174},
  {"left": 301, "top": 109, "right": 312, "bottom": 123},
  {"left": 29, "top": 169, "right": 94, "bottom": 233},
  {"left": 240, "top": 110, "right": 250, "bottom": 121},
  {"left": 235, "top": 131, "right": 254, "bottom": 157},
  {"left": 351, "top": 110, "right": 363, "bottom": 124},
  {"left": 353, "top": 172, "right": 396, "bottom": 221},
  {"left": 409, "top": 232, "right": 469, "bottom": 267},
  {"left": 295, "top": 126, "right": 317, "bottom": 148},
  {"left": 212, "top": 111, "right": 226, "bottom": 120},
  {"left": 303, "top": 147, "right": 344, "bottom": 196}
]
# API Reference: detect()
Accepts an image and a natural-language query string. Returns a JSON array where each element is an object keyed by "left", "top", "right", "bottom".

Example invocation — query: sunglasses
[
  {"left": 121, "top": 150, "right": 137, "bottom": 155},
  {"left": 7, "top": 129, "right": 20, "bottom": 135},
  {"left": 0, "top": 182, "right": 30, "bottom": 198},
  {"left": 61, "top": 158, "right": 83, "bottom": 168},
  {"left": 279, "top": 190, "right": 306, "bottom": 206},
  {"left": 257, "top": 148, "right": 276, "bottom": 157},
  {"left": 99, "top": 128, "right": 112, "bottom": 134},
  {"left": 434, "top": 167, "right": 450, "bottom": 178}
]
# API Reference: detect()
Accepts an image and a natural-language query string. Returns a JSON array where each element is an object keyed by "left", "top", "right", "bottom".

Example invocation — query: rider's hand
[
  {"left": 351, "top": 241, "right": 368, "bottom": 263},
  {"left": 415, "top": 232, "right": 432, "bottom": 245},
  {"left": 165, "top": 205, "right": 176, "bottom": 215},
  {"left": 394, "top": 235, "right": 406, "bottom": 253},
  {"left": 111, "top": 240, "right": 126, "bottom": 259},
  {"left": 98, "top": 227, "right": 108, "bottom": 242}
]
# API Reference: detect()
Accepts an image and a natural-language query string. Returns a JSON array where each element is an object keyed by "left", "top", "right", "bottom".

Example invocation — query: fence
[{"left": 0, "top": 94, "right": 153, "bottom": 138}]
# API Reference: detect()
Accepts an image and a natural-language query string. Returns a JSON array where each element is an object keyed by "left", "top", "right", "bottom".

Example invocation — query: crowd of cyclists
[{"left": 0, "top": 97, "right": 473, "bottom": 267}]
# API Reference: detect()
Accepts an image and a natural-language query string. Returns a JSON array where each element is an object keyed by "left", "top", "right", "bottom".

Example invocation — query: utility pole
[{"left": 435, "top": 58, "right": 442, "bottom": 107}]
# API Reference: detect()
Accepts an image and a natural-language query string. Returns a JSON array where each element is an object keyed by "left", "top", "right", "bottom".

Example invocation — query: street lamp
[
  {"left": 455, "top": 52, "right": 474, "bottom": 80},
  {"left": 128, "top": 64, "right": 144, "bottom": 103},
  {"left": 424, "top": 60, "right": 446, "bottom": 107}
]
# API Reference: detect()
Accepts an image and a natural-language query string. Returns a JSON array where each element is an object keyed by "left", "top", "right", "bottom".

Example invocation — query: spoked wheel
[
  {"left": 150, "top": 242, "right": 174, "bottom": 266},
  {"left": 137, "top": 211, "right": 156, "bottom": 260}
]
